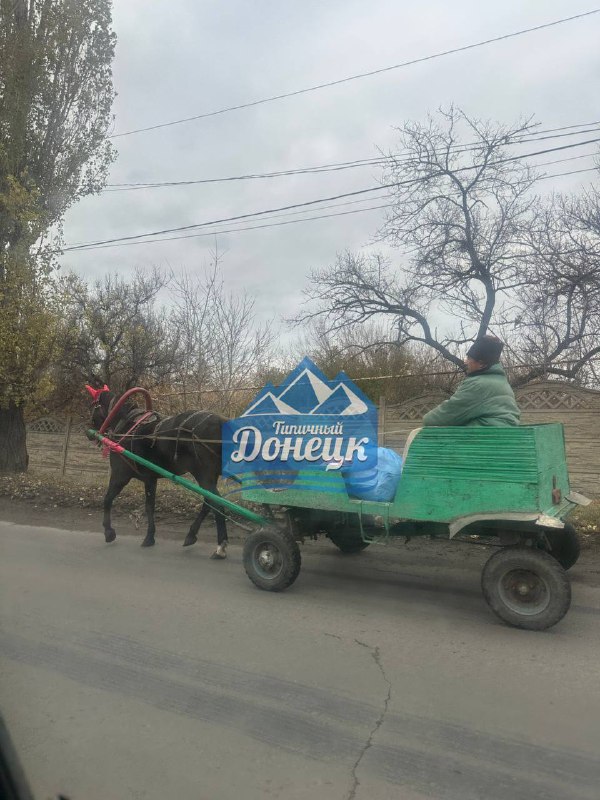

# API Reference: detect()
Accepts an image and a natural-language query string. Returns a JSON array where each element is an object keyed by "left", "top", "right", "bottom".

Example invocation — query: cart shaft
[{"left": 88, "top": 429, "right": 271, "bottom": 526}]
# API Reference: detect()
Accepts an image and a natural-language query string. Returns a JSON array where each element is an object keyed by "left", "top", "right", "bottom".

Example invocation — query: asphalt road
[{"left": 1, "top": 520, "right": 599, "bottom": 800}]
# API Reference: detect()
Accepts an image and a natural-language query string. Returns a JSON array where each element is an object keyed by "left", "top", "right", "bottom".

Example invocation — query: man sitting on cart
[{"left": 423, "top": 335, "right": 520, "bottom": 427}]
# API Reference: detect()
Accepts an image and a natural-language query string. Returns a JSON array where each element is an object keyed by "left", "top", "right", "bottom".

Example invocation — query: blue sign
[{"left": 222, "top": 357, "right": 378, "bottom": 490}]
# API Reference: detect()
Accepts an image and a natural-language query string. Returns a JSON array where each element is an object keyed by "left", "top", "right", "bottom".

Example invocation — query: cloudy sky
[{"left": 60, "top": 0, "right": 600, "bottom": 329}]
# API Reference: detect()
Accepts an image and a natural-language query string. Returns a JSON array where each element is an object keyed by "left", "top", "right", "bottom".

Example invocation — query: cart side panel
[
  {"left": 241, "top": 425, "right": 570, "bottom": 523},
  {"left": 241, "top": 472, "right": 394, "bottom": 517},
  {"left": 532, "top": 424, "right": 570, "bottom": 511}
]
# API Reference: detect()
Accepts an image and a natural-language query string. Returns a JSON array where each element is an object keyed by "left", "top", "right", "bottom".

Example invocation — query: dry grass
[{"left": 0, "top": 468, "right": 245, "bottom": 519}]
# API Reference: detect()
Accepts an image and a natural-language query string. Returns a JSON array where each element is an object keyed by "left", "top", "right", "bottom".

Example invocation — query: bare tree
[
  {"left": 298, "top": 107, "right": 539, "bottom": 369},
  {"left": 170, "top": 263, "right": 219, "bottom": 398},
  {"left": 170, "top": 252, "right": 277, "bottom": 414},
  {"left": 509, "top": 189, "right": 600, "bottom": 384},
  {"left": 290, "top": 319, "right": 432, "bottom": 403}
]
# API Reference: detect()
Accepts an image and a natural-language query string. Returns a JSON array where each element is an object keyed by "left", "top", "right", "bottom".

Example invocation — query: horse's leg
[
  {"left": 141, "top": 477, "right": 158, "bottom": 548},
  {"left": 209, "top": 487, "right": 229, "bottom": 560},
  {"left": 103, "top": 473, "right": 131, "bottom": 543},
  {"left": 182, "top": 482, "right": 228, "bottom": 558},
  {"left": 182, "top": 500, "right": 210, "bottom": 547}
]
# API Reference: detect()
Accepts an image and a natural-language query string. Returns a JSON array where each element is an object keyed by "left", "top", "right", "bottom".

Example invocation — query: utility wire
[
  {"left": 108, "top": 9, "right": 600, "bottom": 138},
  {"left": 63, "top": 160, "right": 600, "bottom": 254},
  {"left": 95, "top": 151, "right": 597, "bottom": 250},
  {"left": 104, "top": 123, "right": 600, "bottom": 192},
  {"left": 65, "top": 203, "right": 393, "bottom": 252},
  {"left": 63, "top": 136, "right": 600, "bottom": 252},
  {"left": 539, "top": 166, "right": 598, "bottom": 180},
  {"left": 150, "top": 359, "right": 585, "bottom": 399}
]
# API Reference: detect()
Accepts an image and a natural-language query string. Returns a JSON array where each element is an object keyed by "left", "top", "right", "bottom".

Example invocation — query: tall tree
[{"left": 0, "top": 0, "right": 116, "bottom": 470}]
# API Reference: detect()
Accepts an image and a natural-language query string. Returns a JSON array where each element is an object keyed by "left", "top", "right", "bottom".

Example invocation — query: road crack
[{"left": 347, "top": 640, "right": 392, "bottom": 800}]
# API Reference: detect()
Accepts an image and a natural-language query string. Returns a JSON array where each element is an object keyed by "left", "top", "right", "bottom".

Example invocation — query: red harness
[
  {"left": 99, "top": 387, "right": 153, "bottom": 435},
  {"left": 99, "top": 388, "right": 156, "bottom": 473}
]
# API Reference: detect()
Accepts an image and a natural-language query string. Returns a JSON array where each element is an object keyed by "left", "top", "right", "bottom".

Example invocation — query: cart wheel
[
  {"left": 243, "top": 526, "right": 301, "bottom": 592},
  {"left": 481, "top": 547, "right": 571, "bottom": 631},
  {"left": 544, "top": 524, "right": 581, "bottom": 570},
  {"left": 327, "top": 530, "right": 370, "bottom": 554}
]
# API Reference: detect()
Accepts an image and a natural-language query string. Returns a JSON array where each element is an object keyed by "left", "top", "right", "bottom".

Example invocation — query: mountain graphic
[
  {"left": 244, "top": 392, "right": 298, "bottom": 415},
  {"left": 310, "top": 383, "right": 368, "bottom": 416},
  {"left": 278, "top": 369, "right": 330, "bottom": 413},
  {"left": 240, "top": 358, "right": 374, "bottom": 417}
]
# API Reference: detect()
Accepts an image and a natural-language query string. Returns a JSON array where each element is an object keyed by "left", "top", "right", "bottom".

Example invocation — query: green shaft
[{"left": 88, "top": 429, "right": 270, "bottom": 526}]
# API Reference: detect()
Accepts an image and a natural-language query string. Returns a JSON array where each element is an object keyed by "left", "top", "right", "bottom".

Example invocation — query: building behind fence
[{"left": 27, "top": 381, "right": 600, "bottom": 495}]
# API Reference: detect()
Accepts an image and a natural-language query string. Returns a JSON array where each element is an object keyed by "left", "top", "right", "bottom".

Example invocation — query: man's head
[{"left": 465, "top": 335, "right": 504, "bottom": 374}]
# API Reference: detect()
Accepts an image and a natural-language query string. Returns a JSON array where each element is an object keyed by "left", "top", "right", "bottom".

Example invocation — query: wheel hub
[
  {"left": 252, "top": 542, "right": 283, "bottom": 579},
  {"left": 258, "top": 547, "right": 275, "bottom": 569},
  {"left": 499, "top": 568, "right": 551, "bottom": 616}
]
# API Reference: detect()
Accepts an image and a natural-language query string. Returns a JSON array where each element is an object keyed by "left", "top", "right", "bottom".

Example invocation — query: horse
[{"left": 86, "top": 385, "right": 229, "bottom": 558}]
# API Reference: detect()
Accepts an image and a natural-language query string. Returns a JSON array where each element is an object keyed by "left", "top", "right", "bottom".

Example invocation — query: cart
[{"left": 238, "top": 423, "right": 590, "bottom": 631}]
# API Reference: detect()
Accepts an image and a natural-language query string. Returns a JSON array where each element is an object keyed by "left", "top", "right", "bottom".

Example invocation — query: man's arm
[{"left": 423, "top": 382, "right": 476, "bottom": 427}]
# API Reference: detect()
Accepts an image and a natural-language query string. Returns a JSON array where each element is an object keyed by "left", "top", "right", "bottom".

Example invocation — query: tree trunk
[{"left": 0, "top": 402, "right": 28, "bottom": 472}]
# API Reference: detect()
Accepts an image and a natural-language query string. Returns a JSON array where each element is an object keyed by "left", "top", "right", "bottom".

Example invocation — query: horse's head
[{"left": 85, "top": 384, "right": 113, "bottom": 431}]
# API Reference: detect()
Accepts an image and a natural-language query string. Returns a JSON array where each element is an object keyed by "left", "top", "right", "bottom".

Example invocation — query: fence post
[
  {"left": 60, "top": 415, "right": 73, "bottom": 476},
  {"left": 378, "top": 396, "right": 386, "bottom": 446}
]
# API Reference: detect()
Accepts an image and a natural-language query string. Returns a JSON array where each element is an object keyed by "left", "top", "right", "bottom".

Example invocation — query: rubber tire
[
  {"left": 327, "top": 531, "right": 370, "bottom": 554},
  {"left": 481, "top": 547, "right": 571, "bottom": 631},
  {"left": 544, "top": 524, "right": 581, "bottom": 570},
  {"left": 243, "top": 526, "right": 301, "bottom": 592}
]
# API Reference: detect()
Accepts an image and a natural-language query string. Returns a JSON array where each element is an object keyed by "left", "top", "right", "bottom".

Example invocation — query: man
[{"left": 423, "top": 335, "right": 520, "bottom": 427}]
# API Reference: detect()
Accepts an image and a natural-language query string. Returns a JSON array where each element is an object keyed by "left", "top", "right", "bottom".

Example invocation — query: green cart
[{"left": 240, "top": 423, "right": 590, "bottom": 630}]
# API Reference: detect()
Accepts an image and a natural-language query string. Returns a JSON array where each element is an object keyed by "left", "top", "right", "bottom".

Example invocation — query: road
[{"left": 1, "top": 520, "right": 599, "bottom": 800}]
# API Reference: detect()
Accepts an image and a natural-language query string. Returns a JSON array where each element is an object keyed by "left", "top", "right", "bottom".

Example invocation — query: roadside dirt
[
  {"left": 0, "top": 471, "right": 249, "bottom": 542},
  {"left": 1, "top": 470, "right": 599, "bottom": 586}
]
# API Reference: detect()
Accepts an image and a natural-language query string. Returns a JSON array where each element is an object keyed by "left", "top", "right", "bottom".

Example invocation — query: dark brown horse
[{"left": 87, "top": 387, "right": 229, "bottom": 557}]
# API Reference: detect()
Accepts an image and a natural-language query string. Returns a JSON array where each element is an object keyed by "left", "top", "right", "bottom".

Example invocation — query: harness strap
[{"left": 104, "top": 410, "right": 161, "bottom": 475}]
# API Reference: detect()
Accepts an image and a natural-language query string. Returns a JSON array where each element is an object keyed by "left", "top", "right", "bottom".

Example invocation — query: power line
[
  {"left": 63, "top": 160, "right": 599, "bottom": 254},
  {"left": 109, "top": 10, "right": 600, "bottom": 139},
  {"left": 65, "top": 203, "right": 394, "bottom": 253},
  {"left": 63, "top": 161, "right": 599, "bottom": 256},
  {"left": 539, "top": 166, "right": 598, "bottom": 180},
  {"left": 151, "top": 359, "right": 587, "bottom": 398},
  {"left": 62, "top": 136, "right": 600, "bottom": 252},
  {"left": 104, "top": 123, "right": 600, "bottom": 192}
]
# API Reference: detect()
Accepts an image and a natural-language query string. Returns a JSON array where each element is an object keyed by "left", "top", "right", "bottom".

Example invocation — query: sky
[{"left": 60, "top": 0, "right": 600, "bottom": 332}]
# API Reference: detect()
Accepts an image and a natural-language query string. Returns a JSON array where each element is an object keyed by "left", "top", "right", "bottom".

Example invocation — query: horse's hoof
[
  {"left": 210, "top": 543, "right": 228, "bottom": 560},
  {"left": 104, "top": 530, "right": 116, "bottom": 543},
  {"left": 141, "top": 538, "right": 155, "bottom": 548},
  {"left": 182, "top": 534, "right": 197, "bottom": 547}
]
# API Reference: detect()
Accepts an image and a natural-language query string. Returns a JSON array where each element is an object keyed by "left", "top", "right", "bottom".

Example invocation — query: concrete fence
[
  {"left": 379, "top": 381, "right": 600, "bottom": 497},
  {"left": 27, "top": 381, "right": 600, "bottom": 494}
]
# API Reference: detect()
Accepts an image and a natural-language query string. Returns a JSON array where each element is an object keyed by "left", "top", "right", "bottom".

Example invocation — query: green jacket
[{"left": 423, "top": 363, "right": 520, "bottom": 427}]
